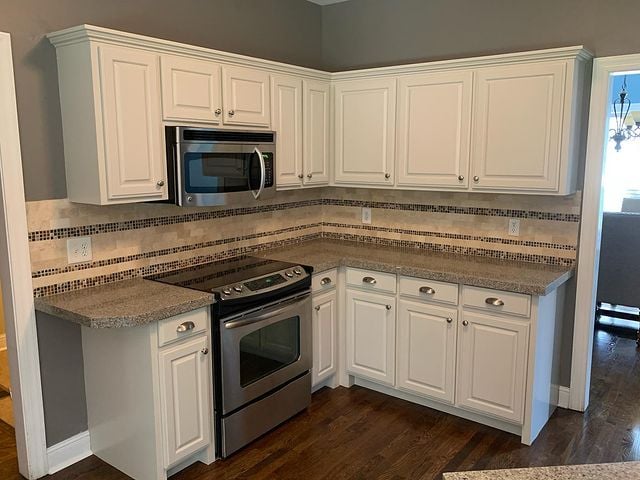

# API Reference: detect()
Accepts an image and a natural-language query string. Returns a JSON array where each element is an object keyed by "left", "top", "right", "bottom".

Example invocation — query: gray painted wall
[
  {"left": 0, "top": 0, "right": 322, "bottom": 201},
  {"left": 36, "top": 312, "right": 87, "bottom": 447},
  {"left": 321, "top": 0, "right": 640, "bottom": 71}
]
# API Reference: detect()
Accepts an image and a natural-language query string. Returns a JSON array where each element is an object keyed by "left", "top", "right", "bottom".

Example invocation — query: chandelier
[{"left": 610, "top": 76, "right": 640, "bottom": 151}]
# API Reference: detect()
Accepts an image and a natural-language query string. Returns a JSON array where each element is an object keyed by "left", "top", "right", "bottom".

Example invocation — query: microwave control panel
[{"left": 263, "top": 153, "right": 274, "bottom": 188}]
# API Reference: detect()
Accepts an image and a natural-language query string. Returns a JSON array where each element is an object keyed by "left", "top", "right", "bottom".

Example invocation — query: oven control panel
[{"left": 217, "top": 265, "right": 309, "bottom": 300}]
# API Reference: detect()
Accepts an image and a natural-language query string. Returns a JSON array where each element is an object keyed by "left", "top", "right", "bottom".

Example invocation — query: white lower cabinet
[
  {"left": 82, "top": 307, "right": 215, "bottom": 480},
  {"left": 456, "top": 311, "right": 529, "bottom": 423},
  {"left": 312, "top": 289, "right": 338, "bottom": 387},
  {"left": 160, "top": 334, "right": 211, "bottom": 468},
  {"left": 397, "top": 299, "right": 457, "bottom": 404},
  {"left": 346, "top": 288, "right": 396, "bottom": 386}
]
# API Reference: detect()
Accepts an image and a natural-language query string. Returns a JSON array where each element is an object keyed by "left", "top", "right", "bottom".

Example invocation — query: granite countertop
[
  {"left": 257, "top": 239, "right": 573, "bottom": 296},
  {"left": 35, "top": 278, "right": 215, "bottom": 328},
  {"left": 442, "top": 462, "right": 640, "bottom": 479}
]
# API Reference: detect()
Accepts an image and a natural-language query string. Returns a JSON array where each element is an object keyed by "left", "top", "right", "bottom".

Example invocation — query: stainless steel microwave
[{"left": 165, "top": 127, "right": 276, "bottom": 206}]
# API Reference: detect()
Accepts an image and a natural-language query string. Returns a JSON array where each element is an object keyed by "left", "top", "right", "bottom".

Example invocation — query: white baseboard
[
  {"left": 557, "top": 386, "right": 571, "bottom": 409},
  {"left": 0, "top": 334, "right": 6, "bottom": 351},
  {"left": 47, "top": 430, "right": 92, "bottom": 475}
]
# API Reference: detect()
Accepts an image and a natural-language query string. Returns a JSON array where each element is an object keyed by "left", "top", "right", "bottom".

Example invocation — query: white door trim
[
  {"left": 570, "top": 54, "right": 640, "bottom": 411},
  {"left": 0, "top": 32, "right": 49, "bottom": 478}
]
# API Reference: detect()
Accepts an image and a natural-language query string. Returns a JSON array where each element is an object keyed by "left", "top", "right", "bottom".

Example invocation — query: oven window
[
  {"left": 239, "top": 316, "right": 300, "bottom": 387},
  {"left": 184, "top": 151, "right": 262, "bottom": 193}
]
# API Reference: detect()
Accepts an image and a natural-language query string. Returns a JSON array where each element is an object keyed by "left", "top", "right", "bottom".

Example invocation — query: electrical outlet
[
  {"left": 508, "top": 218, "right": 520, "bottom": 237},
  {"left": 362, "top": 207, "right": 372, "bottom": 224},
  {"left": 67, "top": 236, "right": 93, "bottom": 264}
]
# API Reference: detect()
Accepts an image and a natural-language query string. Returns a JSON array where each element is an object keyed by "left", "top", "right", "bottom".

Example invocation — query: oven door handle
[
  {"left": 251, "top": 147, "right": 266, "bottom": 200},
  {"left": 224, "top": 294, "right": 308, "bottom": 330}
]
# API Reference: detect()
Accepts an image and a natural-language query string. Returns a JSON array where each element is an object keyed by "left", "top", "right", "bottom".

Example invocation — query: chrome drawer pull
[
  {"left": 320, "top": 277, "right": 332, "bottom": 286},
  {"left": 362, "top": 276, "right": 377, "bottom": 285},
  {"left": 176, "top": 321, "right": 196, "bottom": 333},
  {"left": 419, "top": 286, "right": 436, "bottom": 295},
  {"left": 485, "top": 297, "right": 505, "bottom": 306}
]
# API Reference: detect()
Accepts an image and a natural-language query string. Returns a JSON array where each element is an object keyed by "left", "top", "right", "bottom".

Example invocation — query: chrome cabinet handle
[
  {"left": 201, "top": 347, "right": 209, "bottom": 355},
  {"left": 385, "top": 173, "right": 391, "bottom": 179},
  {"left": 419, "top": 286, "right": 436, "bottom": 295},
  {"left": 307, "top": 173, "right": 313, "bottom": 179},
  {"left": 362, "top": 276, "right": 377, "bottom": 285},
  {"left": 485, "top": 297, "right": 505, "bottom": 306},
  {"left": 176, "top": 321, "right": 195, "bottom": 333},
  {"left": 228, "top": 109, "right": 235, "bottom": 116},
  {"left": 386, "top": 304, "right": 392, "bottom": 310},
  {"left": 298, "top": 174, "right": 304, "bottom": 179},
  {"left": 156, "top": 180, "right": 165, "bottom": 187},
  {"left": 320, "top": 277, "right": 332, "bottom": 286},
  {"left": 314, "top": 305, "right": 321, "bottom": 311},
  {"left": 458, "top": 175, "right": 464, "bottom": 181},
  {"left": 473, "top": 176, "right": 479, "bottom": 182},
  {"left": 462, "top": 320, "right": 469, "bottom": 326},
  {"left": 446, "top": 317, "right": 453, "bottom": 324},
  {"left": 214, "top": 108, "right": 222, "bottom": 115}
]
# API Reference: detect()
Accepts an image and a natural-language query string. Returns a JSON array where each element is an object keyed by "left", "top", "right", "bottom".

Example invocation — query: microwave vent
[{"left": 182, "top": 129, "right": 274, "bottom": 143}]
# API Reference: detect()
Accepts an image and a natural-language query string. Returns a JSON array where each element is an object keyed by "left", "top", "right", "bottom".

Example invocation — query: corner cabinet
[
  {"left": 333, "top": 78, "right": 397, "bottom": 186},
  {"left": 52, "top": 41, "right": 167, "bottom": 204}
]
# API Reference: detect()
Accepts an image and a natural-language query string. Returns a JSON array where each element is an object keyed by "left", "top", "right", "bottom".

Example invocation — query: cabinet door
[
  {"left": 456, "top": 311, "right": 529, "bottom": 423},
  {"left": 272, "top": 75, "right": 303, "bottom": 188},
  {"left": 312, "top": 290, "right": 337, "bottom": 387},
  {"left": 397, "top": 300, "right": 457, "bottom": 404},
  {"left": 222, "top": 65, "right": 270, "bottom": 127},
  {"left": 161, "top": 55, "right": 222, "bottom": 123},
  {"left": 346, "top": 289, "right": 396, "bottom": 386},
  {"left": 303, "top": 80, "right": 331, "bottom": 186},
  {"left": 160, "top": 335, "right": 211, "bottom": 467},
  {"left": 334, "top": 78, "right": 396, "bottom": 186},
  {"left": 471, "top": 62, "right": 566, "bottom": 192},
  {"left": 397, "top": 71, "right": 472, "bottom": 189},
  {"left": 98, "top": 45, "right": 166, "bottom": 201}
]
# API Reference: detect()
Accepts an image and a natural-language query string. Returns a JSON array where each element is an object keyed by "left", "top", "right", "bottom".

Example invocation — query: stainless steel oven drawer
[{"left": 221, "top": 372, "right": 311, "bottom": 457}]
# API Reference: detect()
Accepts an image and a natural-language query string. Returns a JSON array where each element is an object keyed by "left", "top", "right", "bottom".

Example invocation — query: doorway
[{"left": 572, "top": 55, "right": 640, "bottom": 412}]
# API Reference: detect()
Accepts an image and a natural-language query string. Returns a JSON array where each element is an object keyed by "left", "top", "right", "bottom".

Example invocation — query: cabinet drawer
[
  {"left": 312, "top": 269, "right": 337, "bottom": 293},
  {"left": 462, "top": 286, "right": 531, "bottom": 318},
  {"left": 346, "top": 268, "right": 396, "bottom": 294},
  {"left": 399, "top": 276, "right": 458, "bottom": 305},
  {"left": 158, "top": 308, "right": 209, "bottom": 347}
]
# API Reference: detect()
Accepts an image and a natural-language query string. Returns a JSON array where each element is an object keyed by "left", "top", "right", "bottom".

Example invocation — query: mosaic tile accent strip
[
  {"left": 321, "top": 232, "right": 575, "bottom": 267},
  {"left": 323, "top": 199, "right": 581, "bottom": 222},
  {"left": 322, "top": 222, "right": 577, "bottom": 251},
  {"left": 32, "top": 233, "right": 321, "bottom": 298},
  {"left": 28, "top": 198, "right": 579, "bottom": 242},
  {"left": 31, "top": 223, "right": 321, "bottom": 278},
  {"left": 28, "top": 199, "right": 323, "bottom": 242}
]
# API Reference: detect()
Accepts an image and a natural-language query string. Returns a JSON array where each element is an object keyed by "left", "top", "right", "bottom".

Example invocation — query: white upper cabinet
[
  {"left": 272, "top": 74, "right": 303, "bottom": 188},
  {"left": 396, "top": 71, "right": 472, "bottom": 189},
  {"left": 222, "top": 65, "right": 271, "bottom": 127},
  {"left": 471, "top": 61, "right": 567, "bottom": 192},
  {"left": 334, "top": 78, "right": 397, "bottom": 186},
  {"left": 303, "top": 80, "right": 331, "bottom": 186},
  {"left": 161, "top": 55, "right": 222, "bottom": 123},
  {"left": 99, "top": 45, "right": 167, "bottom": 202}
]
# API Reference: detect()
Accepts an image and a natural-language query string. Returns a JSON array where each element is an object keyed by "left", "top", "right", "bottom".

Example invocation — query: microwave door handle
[{"left": 251, "top": 147, "right": 266, "bottom": 200}]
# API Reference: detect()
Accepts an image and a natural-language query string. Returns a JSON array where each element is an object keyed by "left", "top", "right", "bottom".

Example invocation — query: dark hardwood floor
[{"left": 2, "top": 326, "right": 640, "bottom": 479}]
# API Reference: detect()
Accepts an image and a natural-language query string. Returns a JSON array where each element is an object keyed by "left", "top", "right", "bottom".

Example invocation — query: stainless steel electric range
[{"left": 150, "top": 256, "right": 312, "bottom": 457}]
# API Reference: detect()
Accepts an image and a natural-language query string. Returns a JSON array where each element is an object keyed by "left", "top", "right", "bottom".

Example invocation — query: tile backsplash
[{"left": 27, "top": 187, "right": 581, "bottom": 297}]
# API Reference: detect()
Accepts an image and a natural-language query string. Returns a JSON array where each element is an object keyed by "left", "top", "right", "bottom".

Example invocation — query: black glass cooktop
[{"left": 148, "top": 256, "right": 300, "bottom": 293}]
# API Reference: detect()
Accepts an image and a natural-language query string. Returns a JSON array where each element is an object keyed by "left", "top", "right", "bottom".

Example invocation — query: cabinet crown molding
[{"left": 47, "top": 24, "right": 331, "bottom": 81}]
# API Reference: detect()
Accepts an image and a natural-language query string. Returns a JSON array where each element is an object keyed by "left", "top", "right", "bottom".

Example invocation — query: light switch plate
[
  {"left": 508, "top": 218, "right": 520, "bottom": 236},
  {"left": 67, "top": 236, "right": 92, "bottom": 264},
  {"left": 362, "top": 207, "right": 372, "bottom": 224}
]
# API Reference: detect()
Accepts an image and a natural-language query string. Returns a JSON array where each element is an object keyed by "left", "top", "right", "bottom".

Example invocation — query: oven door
[
  {"left": 178, "top": 142, "right": 274, "bottom": 206},
  {"left": 220, "top": 292, "right": 311, "bottom": 414}
]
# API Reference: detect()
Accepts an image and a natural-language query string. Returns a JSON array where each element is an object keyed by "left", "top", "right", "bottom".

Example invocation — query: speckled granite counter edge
[{"left": 442, "top": 461, "right": 640, "bottom": 479}]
